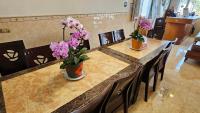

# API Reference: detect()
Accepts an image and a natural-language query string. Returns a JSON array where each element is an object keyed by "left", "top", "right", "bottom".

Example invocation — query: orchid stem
[{"left": 63, "top": 25, "right": 66, "bottom": 41}]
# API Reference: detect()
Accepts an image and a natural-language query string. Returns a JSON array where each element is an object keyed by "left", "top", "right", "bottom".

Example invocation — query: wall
[
  {"left": 0, "top": 0, "right": 135, "bottom": 49},
  {"left": 0, "top": 0, "right": 129, "bottom": 17}
]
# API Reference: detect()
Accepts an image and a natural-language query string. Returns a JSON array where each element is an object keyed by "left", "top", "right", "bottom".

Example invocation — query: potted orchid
[
  {"left": 50, "top": 17, "right": 89, "bottom": 80},
  {"left": 138, "top": 17, "right": 153, "bottom": 36},
  {"left": 130, "top": 17, "right": 152, "bottom": 50}
]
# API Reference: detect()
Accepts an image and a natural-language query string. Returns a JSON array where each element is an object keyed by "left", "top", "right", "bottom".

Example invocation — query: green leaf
[
  {"left": 79, "top": 55, "right": 89, "bottom": 61},
  {"left": 138, "top": 37, "right": 144, "bottom": 42},
  {"left": 74, "top": 57, "right": 80, "bottom": 65},
  {"left": 130, "top": 30, "right": 140, "bottom": 40},
  {"left": 130, "top": 30, "right": 145, "bottom": 42},
  {"left": 79, "top": 47, "right": 87, "bottom": 54},
  {"left": 76, "top": 47, "right": 87, "bottom": 57},
  {"left": 138, "top": 35, "right": 145, "bottom": 42}
]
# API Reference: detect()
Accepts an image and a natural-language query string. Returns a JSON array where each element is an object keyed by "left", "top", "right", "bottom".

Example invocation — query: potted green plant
[
  {"left": 130, "top": 30, "right": 144, "bottom": 50},
  {"left": 50, "top": 17, "right": 89, "bottom": 80},
  {"left": 130, "top": 17, "right": 152, "bottom": 50}
]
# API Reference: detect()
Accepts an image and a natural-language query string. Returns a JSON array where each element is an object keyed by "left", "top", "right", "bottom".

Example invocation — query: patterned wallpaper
[
  {"left": 0, "top": 12, "right": 135, "bottom": 49},
  {"left": 0, "top": 12, "right": 127, "bottom": 23}
]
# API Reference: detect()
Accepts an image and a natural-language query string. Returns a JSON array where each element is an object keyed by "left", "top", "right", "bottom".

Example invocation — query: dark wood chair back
[
  {"left": 100, "top": 68, "right": 143, "bottom": 113},
  {"left": 153, "top": 18, "right": 166, "bottom": 40},
  {"left": 99, "top": 32, "right": 114, "bottom": 46},
  {"left": 128, "top": 69, "right": 143, "bottom": 106},
  {"left": 78, "top": 40, "right": 90, "bottom": 50},
  {"left": 147, "top": 29, "right": 154, "bottom": 38},
  {"left": 0, "top": 40, "right": 27, "bottom": 76},
  {"left": 141, "top": 49, "right": 165, "bottom": 101},
  {"left": 158, "top": 42, "right": 173, "bottom": 80},
  {"left": 159, "top": 42, "right": 173, "bottom": 68},
  {"left": 25, "top": 45, "right": 56, "bottom": 68},
  {"left": 145, "top": 43, "right": 172, "bottom": 73},
  {"left": 142, "top": 52, "right": 161, "bottom": 82},
  {"left": 101, "top": 76, "right": 132, "bottom": 113},
  {"left": 113, "top": 29, "right": 125, "bottom": 42},
  {"left": 141, "top": 42, "right": 173, "bottom": 101},
  {"left": 154, "top": 18, "right": 165, "bottom": 28},
  {"left": 71, "top": 84, "right": 113, "bottom": 113}
]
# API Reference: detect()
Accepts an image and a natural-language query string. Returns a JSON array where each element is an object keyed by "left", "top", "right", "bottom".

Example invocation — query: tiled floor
[{"left": 118, "top": 37, "right": 200, "bottom": 113}]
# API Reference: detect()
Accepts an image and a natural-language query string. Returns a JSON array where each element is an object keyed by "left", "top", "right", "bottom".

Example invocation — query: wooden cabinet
[
  {"left": 185, "top": 41, "right": 200, "bottom": 61},
  {"left": 163, "top": 16, "right": 200, "bottom": 45}
]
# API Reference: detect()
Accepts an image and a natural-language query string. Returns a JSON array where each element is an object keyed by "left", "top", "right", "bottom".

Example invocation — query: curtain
[
  {"left": 149, "top": 0, "right": 171, "bottom": 23},
  {"left": 169, "top": 0, "right": 180, "bottom": 11},
  {"left": 131, "top": 0, "right": 171, "bottom": 21},
  {"left": 148, "top": 0, "right": 160, "bottom": 25},
  {"left": 131, "top": 0, "right": 142, "bottom": 20}
]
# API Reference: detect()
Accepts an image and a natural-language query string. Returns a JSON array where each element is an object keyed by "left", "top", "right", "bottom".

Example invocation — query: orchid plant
[
  {"left": 50, "top": 17, "right": 89, "bottom": 69},
  {"left": 139, "top": 17, "right": 153, "bottom": 30},
  {"left": 130, "top": 17, "right": 152, "bottom": 42}
]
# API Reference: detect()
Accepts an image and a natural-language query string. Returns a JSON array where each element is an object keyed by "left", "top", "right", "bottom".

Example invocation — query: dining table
[
  {"left": 0, "top": 38, "right": 169, "bottom": 113},
  {"left": 106, "top": 38, "right": 169, "bottom": 64}
]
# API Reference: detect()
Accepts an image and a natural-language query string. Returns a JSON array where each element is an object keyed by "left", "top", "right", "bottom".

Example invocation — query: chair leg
[
  {"left": 160, "top": 68, "right": 164, "bottom": 81},
  {"left": 153, "top": 74, "right": 158, "bottom": 91},
  {"left": 153, "top": 68, "right": 159, "bottom": 91},
  {"left": 124, "top": 95, "right": 128, "bottom": 113},
  {"left": 144, "top": 80, "right": 149, "bottom": 102}
]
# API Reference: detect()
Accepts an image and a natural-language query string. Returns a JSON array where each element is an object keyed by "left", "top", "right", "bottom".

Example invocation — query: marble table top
[
  {"left": 108, "top": 38, "right": 169, "bottom": 64},
  {"left": 0, "top": 38, "right": 167, "bottom": 113},
  {"left": 0, "top": 50, "right": 133, "bottom": 113}
]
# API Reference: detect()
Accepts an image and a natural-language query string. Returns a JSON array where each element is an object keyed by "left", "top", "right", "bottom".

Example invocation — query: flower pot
[
  {"left": 132, "top": 39, "right": 143, "bottom": 50},
  {"left": 65, "top": 62, "right": 83, "bottom": 79}
]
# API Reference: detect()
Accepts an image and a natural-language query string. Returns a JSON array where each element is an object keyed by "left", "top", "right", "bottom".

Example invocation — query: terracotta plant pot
[
  {"left": 132, "top": 39, "right": 143, "bottom": 50},
  {"left": 65, "top": 62, "right": 83, "bottom": 78}
]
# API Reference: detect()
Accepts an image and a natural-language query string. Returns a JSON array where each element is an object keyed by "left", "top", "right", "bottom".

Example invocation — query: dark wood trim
[
  {"left": 99, "top": 47, "right": 137, "bottom": 64},
  {"left": 100, "top": 47, "right": 138, "bottom": 63}
]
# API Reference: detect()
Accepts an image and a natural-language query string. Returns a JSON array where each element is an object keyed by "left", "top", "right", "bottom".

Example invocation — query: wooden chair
[
  {"left": 158, "top": 42, "right": 173, "bottom": 81},
  {"left": 100, "top": 76, "right": 133, "bottom": 113},
  {"left": 71, "top": 84, "right": 113, "bottom": 113},
  {"left": 78, "top": 40, "right": 90, "bottom": 50},
  {"left": 0, "top": 40, "right": 27, "bottom": 76},
  {"left": 147, "top": 29, "right": 154, "bottom": 38},
  {"left": 153, "top": 18, "right": 166, "bottom": 40},
  {"left": 128, "top": 69, "right": 143, "bottom": 106},
  {"left": 100, "top": 66, "right": 143, "bottom": 113},
  {"left": 99, "top": 32, "right": 114, "bottom": 46},
  {"left": 154, "top": 18, "right": 165, "bottom": 28},
  {"left": 141, "top": 51, "right": 163, "bottom": 102},
  {"left": 25, "top": 45, "right": 56, "bottom": 68},
  {"left": 113, "top": 29, "right": 125, "bottom": 42},
  {"left": 142, "top": 42, "right": 172, "bottom": 101}
]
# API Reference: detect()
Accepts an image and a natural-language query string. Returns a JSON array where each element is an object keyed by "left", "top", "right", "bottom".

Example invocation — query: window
[
  {"left": 177, "top": 0, "right": 200, "bottom": 16},
  {"left": 190, "top": 0, "right": 200, "bottom": 15},
  {"left": 177, "top": 0, "right": 189, "bottom": 15},
  {"left": 139, "top": 0, "right": 170, "bottom": 18},
  {"left": 140, "top": 0, "right": 153, "bottom": 17}
]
